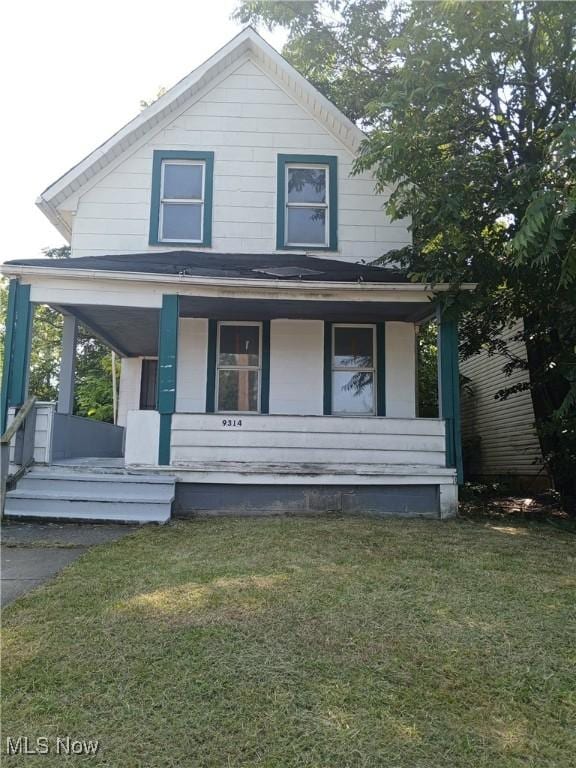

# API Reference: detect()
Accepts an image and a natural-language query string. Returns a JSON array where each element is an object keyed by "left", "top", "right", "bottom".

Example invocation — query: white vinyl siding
[
  {"left": 460, "top": 320, "right": 546, "bottom": 477},
  {"left": 171, "top": 413, "right": 446, "bottom": 467},
  {"left": 68, "top": 59, "right": 410, "bottom": 262}
]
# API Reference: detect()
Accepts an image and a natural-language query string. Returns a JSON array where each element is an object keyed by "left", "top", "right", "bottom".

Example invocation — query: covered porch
[{"left": 1, "top": 252, "right": 470, "bottom": 520}]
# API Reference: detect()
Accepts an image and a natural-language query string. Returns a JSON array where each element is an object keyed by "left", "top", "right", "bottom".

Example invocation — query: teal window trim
[
  {"left": 205, "top": 320, "right": 218, "bottom": 413},
  {"left": 376, "top": 323, "right": 386, "bottom": 416},
  {"left": 439, "top": 315, "right": 463, "bottom": 484},
  {"left": 276, "top": 154, "right": 338, "bottom": 251},
  {"left": 323, "top": 321, "right": 333, "bottom": 414},
  {"left": 149, "top": 150, "right": 214, "bottom": 247},
  {"left": 211, "top": 321, "right": 266, "bottom": 414},
  {"left": 260, "top": 320, "right": 271, "bottom": 414},
  {"left": 156, "top": 295, "right": 179, "bottom": 465}
]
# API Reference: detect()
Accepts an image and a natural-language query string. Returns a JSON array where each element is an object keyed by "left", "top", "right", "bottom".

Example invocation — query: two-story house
[{"left": 1, "top": 28, "right": 471, "bottom": 522}]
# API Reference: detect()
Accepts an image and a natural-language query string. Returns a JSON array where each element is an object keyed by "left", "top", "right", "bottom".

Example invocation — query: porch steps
[{"left": 4, "top": 467, "right": 175, "bottom": 523}]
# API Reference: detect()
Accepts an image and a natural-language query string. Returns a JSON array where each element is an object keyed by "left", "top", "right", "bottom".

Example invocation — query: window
[
  {"left": 332, "top": 325, "right": 376, "bottom": 415},
  {"left": 216, "top": 323, "right": 261, "bottom": 413},
  {"left": 277, "top": 155, "right": 337, "bottom": 250},
  {"left": 149, "top": 150, "right": 214, "bottom": 246},
  {"left": 139, "top": 359, "right": 158, "bottom": 410}
]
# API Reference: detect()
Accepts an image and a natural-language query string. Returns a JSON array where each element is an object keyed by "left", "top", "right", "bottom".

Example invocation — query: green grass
[{"left": 2, "top": 517, "right": 575, "bottom": 767}]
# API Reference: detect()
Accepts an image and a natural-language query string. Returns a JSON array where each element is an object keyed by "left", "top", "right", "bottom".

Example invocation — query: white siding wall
[
  {"left": 8, "top": 402, "right": 55, "bottom": 465},
  {"left": 269, "top": 320, "right": 323, "bottom": 415},
  {"left": 117, "top": 357, "right": 142, "bottom": 427},
  {"left": 385, "top": 322, "right": 416, "bottom": 418},
  {"left": 460, "top": 321, "right": 545, "bottom": 477},
  {"left": 176, "top": 318, "right": 208, "bottom": 412},
  {"left": 68, "top": 58, "right": 409, "bottom": 262},
  {"left": 118, "top": 318, "right": 417, "bottom": 420},
  {"left": 171, "top": 414, "right": 446, "bottom": 467}
]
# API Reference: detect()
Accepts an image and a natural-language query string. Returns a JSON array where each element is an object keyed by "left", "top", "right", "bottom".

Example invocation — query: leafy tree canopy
[{"left": 236, "top": 0, "right": 576, "bottom": 507}]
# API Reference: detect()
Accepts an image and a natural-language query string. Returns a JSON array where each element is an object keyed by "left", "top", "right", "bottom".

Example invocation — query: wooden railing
[{"left": 0, "top": 397, "right": 37, "bottom": 517}]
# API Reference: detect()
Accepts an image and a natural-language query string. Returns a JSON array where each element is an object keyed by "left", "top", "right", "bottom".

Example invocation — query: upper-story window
[
  {"left": 276, "top": 155, "right": 337, "bottom": 251},
  {"left": 149, "top": 150, "right": 214, "bottom": 247}
]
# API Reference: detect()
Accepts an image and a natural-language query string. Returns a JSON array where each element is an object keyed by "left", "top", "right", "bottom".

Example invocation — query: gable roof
[{"left": 37, "top": 27, "right": 366, "bottom": 240}]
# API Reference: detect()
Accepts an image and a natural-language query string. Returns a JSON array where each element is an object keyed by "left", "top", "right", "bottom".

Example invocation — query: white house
[{"left": 1, "top": 28, "right": 472, "bottom": 522}]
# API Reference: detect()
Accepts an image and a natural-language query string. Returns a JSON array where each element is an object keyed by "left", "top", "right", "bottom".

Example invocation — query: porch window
[
  {"left": 149, "top": 150, "right": 214, "bottom": 247},
  {"left": 276, "top": 155, "right": 337, "bottom": 250},
  {"left": 216, "top": 322, "right": 261, "bottom": 413},
  {"left": 139, "top": 359, "right": 158, "bottom": 410},
  {"left": 332, "top": 325, "right": 376, "bottom": 415}
]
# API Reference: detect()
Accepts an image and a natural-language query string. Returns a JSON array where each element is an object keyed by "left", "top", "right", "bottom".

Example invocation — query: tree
[
  {"left": 236, "top": 0, "right": 576, "bottom": 510},
  {"left": 1, "top": 246, "right": 117, "bottom": 422}
]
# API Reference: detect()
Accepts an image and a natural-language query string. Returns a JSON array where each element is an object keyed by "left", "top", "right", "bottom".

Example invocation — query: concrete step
[
  {"left": 5, "top": 497, "right": 171, "bottom": 523},
  {"left": 7, "top": 488, "right": 174, "bottom": 504},
  {"left": 27, "top": 470, "right": 174, "bottom": 484},
  {"left": 5, "top": 468, "right": 176, "bottom": 524}
]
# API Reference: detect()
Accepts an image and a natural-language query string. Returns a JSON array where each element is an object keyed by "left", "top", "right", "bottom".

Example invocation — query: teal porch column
[
  {"left": 156, "top": 294, "right": 179, "bottom": 465},
  {"left": 438, "top": 312, "right": 463, "bottom": 484},
  {"left": 1, "top": 280, "right": 33, "bottom": 434}
]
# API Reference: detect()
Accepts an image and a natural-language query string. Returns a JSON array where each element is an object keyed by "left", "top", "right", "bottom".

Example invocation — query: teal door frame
[
  {"left": 1, "top": 280, "right": 33, "bottom": 434},
  {"left": 438, "top": 310, "right": 463, "bottom": 484}
]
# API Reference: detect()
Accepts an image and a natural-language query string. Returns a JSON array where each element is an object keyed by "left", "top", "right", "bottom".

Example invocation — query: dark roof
[{"left": 6, "top": 251, "right": 411, "bottom": 284}]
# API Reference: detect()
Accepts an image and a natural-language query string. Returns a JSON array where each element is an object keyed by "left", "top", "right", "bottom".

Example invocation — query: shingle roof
[{"left": 6, "top": 252, "right": 411, "bottom": 284}]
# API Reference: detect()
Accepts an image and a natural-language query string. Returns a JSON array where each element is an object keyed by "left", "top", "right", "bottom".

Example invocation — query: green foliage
[
  {"left": 417, "top": 321, "right": 438, "bottom": 417},
  {"left": 1, "top": 248, "right": 117, "bottom": 423},
  {"left": 509, "top": 123, "right": 576, "bottom": 286},
  {"left": 238, "top": 0, "right": 576, "bottom": 510}
]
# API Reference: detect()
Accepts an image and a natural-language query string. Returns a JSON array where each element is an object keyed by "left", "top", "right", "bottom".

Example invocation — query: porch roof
[{"left": 6, "top": 251, "right": 411, "bottom": 284}]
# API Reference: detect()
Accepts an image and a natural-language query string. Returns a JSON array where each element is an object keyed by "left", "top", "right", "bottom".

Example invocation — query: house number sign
[{"left": 222, "top": 419, "right": 243, "bottom": 427}]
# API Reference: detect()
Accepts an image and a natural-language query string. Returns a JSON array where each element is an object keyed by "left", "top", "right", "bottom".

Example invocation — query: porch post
[
  {"left": 438, "top": 311, "right": 463, "bottom": 484},
  {"left": 1, "top": 280, "right": 33, "bottom": 434},
  {"left": 57, "top": 314, "right": 78, "bottom": 414},
  {"left": 156, "top": 294, "right": 179, "bottom": 465}
]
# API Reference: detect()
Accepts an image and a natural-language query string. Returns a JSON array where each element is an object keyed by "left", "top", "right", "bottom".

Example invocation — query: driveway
[{"left": 1, "top": 522, "right": 137, "bottom": 607}]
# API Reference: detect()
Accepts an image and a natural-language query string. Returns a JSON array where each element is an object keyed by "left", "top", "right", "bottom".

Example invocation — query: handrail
[
  {"left": 1, "top": 397, "right": 38, "bottom": 517},
  {"left": 1, "top": 397, "right": 37, "bottom": 444}
]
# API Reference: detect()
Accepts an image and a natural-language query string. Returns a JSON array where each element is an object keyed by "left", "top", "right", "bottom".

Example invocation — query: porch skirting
[{"left": 173, "top": 482, "right": 455, "bottom": 519}]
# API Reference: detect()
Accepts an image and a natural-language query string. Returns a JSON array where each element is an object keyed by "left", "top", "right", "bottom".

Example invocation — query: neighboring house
[
  {"left": 461, "top": 321, "right": 549, "bottom": 488},
  {"left": 1, "top": 28, "right": 473, "bottom": 522}
]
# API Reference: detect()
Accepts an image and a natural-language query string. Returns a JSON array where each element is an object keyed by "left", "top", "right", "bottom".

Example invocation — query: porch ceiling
[
  {"left": 58, "top": 305, "right": 159, "bottom": 357},
  {"left": 55, "top": 294, "right": 433, "bottom": 358},
  {"left": 178, "top": 296, "right": 434, "bottom": 322}
]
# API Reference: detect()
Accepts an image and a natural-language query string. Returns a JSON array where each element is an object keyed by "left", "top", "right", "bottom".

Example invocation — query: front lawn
[{"left": 2, "top": 517, "right": 575, "bottom": 767}]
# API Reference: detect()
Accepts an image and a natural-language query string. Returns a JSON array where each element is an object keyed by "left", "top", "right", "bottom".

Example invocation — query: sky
[{"left": 0, "top": 0, "right": 286, "bottom": 263}]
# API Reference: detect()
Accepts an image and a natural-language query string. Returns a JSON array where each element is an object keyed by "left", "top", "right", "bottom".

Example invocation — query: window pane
[
  {"left": 218, "top": 369, "right": 259, "bottom": 412},
  {"left": 139, "top": 359, "right": 158, "bottom": 410},
  {"left": 219, "top": 325, "right": 260, "bottom": 366},
  {"left": 334, "top": 327, "right": 374, "bottom": 368},
  {"left": 333, "top": 372, "right": 374, "bottom": 414},
  {"left": 287, "top": 167, "right": 326, "bottom": 203},
  {"left": 287, "top": 207, "right": 326, "bottom": 245},
  {"left": 162, "top": 203, "right": 202, "bottom": 240},
  {"left": 163, "top": 163, "right": 203, "bottom": 199}
]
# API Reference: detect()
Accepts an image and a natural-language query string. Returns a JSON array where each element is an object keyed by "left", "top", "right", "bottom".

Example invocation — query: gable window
[
  {"left": 216, "top": 322, "right": 262, "bottom": 413},
  {"left": 277, "top": 155, "right": 337, "bottom": 250},
  {"left": 332, "top": 324, "right": 376, "bottom": 415},
  {"left": 149, "top": 150, "right": 214, "bottom": 247}
]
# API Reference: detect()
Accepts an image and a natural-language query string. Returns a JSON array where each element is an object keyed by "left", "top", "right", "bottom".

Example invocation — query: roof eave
[
  {"left": 0, "top": 262, "right": 477, "bottom": 294},
  {"left": 37, "top": 27, "right": 365, "bottom": 215},
  {"left": 35, "top": 196, "right": 72, "bottom": 243}
]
